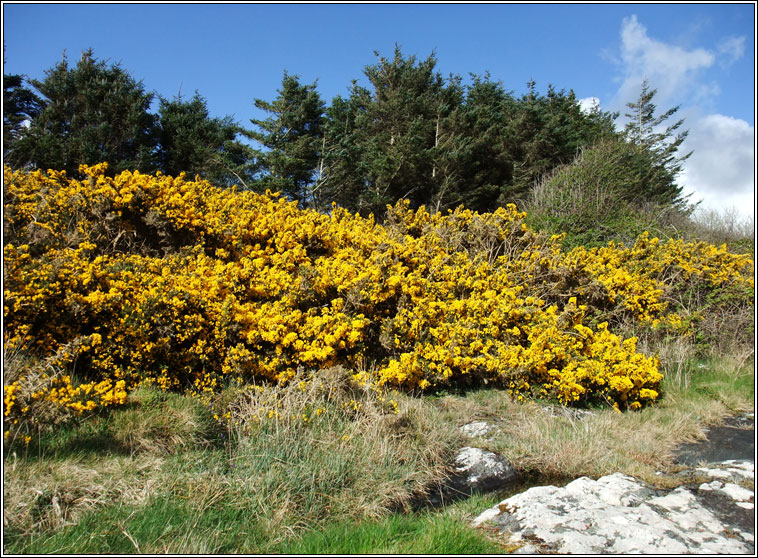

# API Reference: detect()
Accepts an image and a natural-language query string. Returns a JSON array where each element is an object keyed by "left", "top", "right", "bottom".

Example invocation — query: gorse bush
[{"left": 3, "top": 164, "right": 754, "bottom": 441}]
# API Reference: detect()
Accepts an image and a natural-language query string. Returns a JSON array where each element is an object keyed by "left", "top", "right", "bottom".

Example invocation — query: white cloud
[
  {"left": 693, "top": 81, "right": 721, "bottom": 105},
  {"left": 578, "top": 97, "right": 600, "bottom": 115},
  {"left": 602, "top": 15, "right": 755, "bottom": 220},
  {"left": 612, "top": 15, "right": 715, "bottom": 111},
  {"left": 678, "top": 114, "right": 755, "bottom": 219},
  {"left": 717, "top": 36, "right": 746, "bottom": 68}
]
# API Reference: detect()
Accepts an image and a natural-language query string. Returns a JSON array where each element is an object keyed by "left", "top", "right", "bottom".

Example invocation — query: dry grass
[
  {"left": 429, "top": 359, "right": 752, "bottom": 488},
  {"left": 2, "top": 383, "right": 219, "bottom": 542},
  {"left": 3, "top": 451, "right": 164, "bottom": 536},
  {"left": 108, "top": 386, "right": 220, "bottom": 455},
  {"left": 688, "top": 206, "right": 755, "bottom": 248},
  {"left": 212, "top": 367, "right": 463, "bottom": 527}
]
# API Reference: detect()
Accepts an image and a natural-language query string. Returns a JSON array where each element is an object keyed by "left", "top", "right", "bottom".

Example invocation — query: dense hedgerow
[{"left": 3, "top": 164, "right": 754, "bottom": 440}]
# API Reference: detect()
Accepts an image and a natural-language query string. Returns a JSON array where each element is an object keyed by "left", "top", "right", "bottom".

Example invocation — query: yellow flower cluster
[
  {"left": 30, "top": 375, "right": 127, "bottom": 414},
  {"left": 563, "top": 231, "right": 753, "bottom": 329},
  {"left": 2, "top": 163, "right": 752, "bottom": 428}
]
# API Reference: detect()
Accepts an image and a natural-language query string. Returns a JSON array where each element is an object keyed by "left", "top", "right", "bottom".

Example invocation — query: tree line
[{"left": 3, "top": 46, "right": 691, "bottom": 218}]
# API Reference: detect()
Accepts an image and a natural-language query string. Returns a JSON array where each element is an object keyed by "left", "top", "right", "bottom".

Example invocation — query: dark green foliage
[
  {"left": 316, "top": 47, "right": 618, "bottom": 218},
  {"left": 155, "top": 92, "right": 256, "bottom": 188},
  {"left": 507, "top": 81, "right": 618, "bottom": 203},
  {"left": 355, "top": 47, "right": 455, "bottom": 215},
  {"left": 246, "top": 71, "right": 326, "bottom": 203},
  {"left": 3, "top": 73, "right": 44, "bottom": 158},
  {"left": 7, "top": 49, "right": 157, "bottom": 176},
  {"left": 525, "top": 137, "right": 678, "bottom": 249},
  {"left": 442, "top": 73, "right": 514, "bottom": 213},
  {"left": 4, "top": 47, "right": 694, "bottom": 226},
  {"left": 319, "top": 84, "right": 373, "bottom": 211},
  {"left": 320, "top": 47, "right": 458, "bottom": 216},
  {"left": 623, "top": 78, "right": 692, "bottom": 208}
]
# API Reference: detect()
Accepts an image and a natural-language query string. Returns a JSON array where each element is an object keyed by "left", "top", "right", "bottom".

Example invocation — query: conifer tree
[
  {"left": 246, "top": 71, "right": 325, "bottom": 204},
  {"left": 7, "top": 49, "right": 157, "bottom": 176},
  {"left": 623, "top": 78, "right": 692, "bottom": 208},
  {"left": 429, "top": 73, "right": 511, "bottom": 213},
  {"left": 323, "top": 46, "right": 468, "bottom": 216},
  {"left": 3, "top": 73, "right": 43, "bottom": 160},
  {"left": 357, "top": 46, "right": 450, "bottom": 214},
  {"left": 156, "top": 91, "right": 255, "bottom": 188},
  {"left": 319, "top": 82, "right": 373, "bottom": 212},
  {"left": 508, "top": 82, "right": 617, "bottom": 202}
]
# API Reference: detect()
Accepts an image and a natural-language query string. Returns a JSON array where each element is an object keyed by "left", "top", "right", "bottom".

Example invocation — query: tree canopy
[
  {"left": 4, "top": 50, "right": 254, "bottom": 186},
  {"left": 3, "top": 72, "right": 44, "bottom": 159},
  {"left": 7, "top": 49, "right": 157, "bottom": 175},
  {"left": 623, "top": 78, "right": 692, "bottom": 209},
  {"left": 246, "top": 71, "right": 326, "bottom": 203},
  {"left": 4, "top": 48, "right": 694, "bottom": 226},
  {"left": 156, "top": 91, "right": 256, "bottom": 187}
]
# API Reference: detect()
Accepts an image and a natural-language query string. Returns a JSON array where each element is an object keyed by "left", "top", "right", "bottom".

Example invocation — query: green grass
[
  {"left": 274, "top": 512, "right": 507, "bottom": 554},
  {"left": 3, "top": 355, "right": 754, "bottom": 554},
  {"left": 5, "top": 494, "right": 268, "bottom": 554},
  {"left": 6, "top": 492, "right": 511, "bottom": 555}
]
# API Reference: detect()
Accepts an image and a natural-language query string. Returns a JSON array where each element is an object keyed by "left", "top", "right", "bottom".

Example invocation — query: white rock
[
  {"left": 699, "top": 480, "right": 754, "bottom": 502},
  {"left": 459, "top": 421, "right": 495, "bottom": 438},
  {"left": 473, "top": 472, "right": 753, "bottom": 554},
  {"left": 452, "top": 446, "right": 518, "bottom": 492}
]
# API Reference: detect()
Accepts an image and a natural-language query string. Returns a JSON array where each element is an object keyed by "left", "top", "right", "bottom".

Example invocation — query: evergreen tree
[
  {"left": 319, "top": 57, "right": 618, "bottom": 217},
  {"left": 356, "top": 46, "right": 452, "bottom": 215},
  {"left": 246, "top": 71, "right": 325, "bottom": 204},
  {"left": 321, "top": 46, "right": 470, "bottom": 217},
  {"left": 507, "top": 82, "right": 617, "bottom": 203},
  {"left": 319, "top": 82, "right": 373, "bottom": 212},
  {"left": 155, "top": 91, "right": 256, "bottom": 188},
  {"left": 623, "top": 78, "right": 692, "bottom": 208},
  {"left": 7, "top": 49, "right": 157, "bottom": 176},
  {"left": 428, "top": 72, "right": 511, "bottom": 213},
  {"left": 3, "top": 73, "right": 43, "bottom": 159}
]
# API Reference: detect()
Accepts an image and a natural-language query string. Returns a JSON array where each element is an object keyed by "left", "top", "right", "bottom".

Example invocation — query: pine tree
[
  {"left": 155, "top": 91, "right": 256, "bottom": 188},
  {"left": 246, "top": 71, "right": 325, "bottom": 204},
  {"left": 318, "top": 82, "right": 373, "bottom": 212},
  {"left": 623, "top": 78, "right": 692, "bottom": 208},
  {"left": 322, "top": 46, "right": 468, "bottom": 217},
  {"left": 508, "top": 82, "right": 618, "bottom": 203},
  {"left": 3, "top": 73, "right": 43, "bottom": 160},
  {"left": 7, "top": 49, "right": 157, "bottom": 176},
  {"left": 429, "top": 72, "right": 512, "bottom": 213},
  {"left": 357, "top": 46, "right": 450, "bottom": 214}
]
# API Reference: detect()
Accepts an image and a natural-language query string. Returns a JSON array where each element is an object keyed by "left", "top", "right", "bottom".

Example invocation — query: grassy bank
[{"left": 4, "top": 353, "right": 752, "bottom": 554}]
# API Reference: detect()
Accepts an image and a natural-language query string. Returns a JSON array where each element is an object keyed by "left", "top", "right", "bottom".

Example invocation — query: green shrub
[{"left": 525, "top": 138, "right": 690, "bottom": 249}]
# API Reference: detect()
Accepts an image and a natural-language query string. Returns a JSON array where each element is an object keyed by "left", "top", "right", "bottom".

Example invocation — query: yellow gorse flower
[{"left": 2, "top": 163, "right": 753, "bottom": 430}]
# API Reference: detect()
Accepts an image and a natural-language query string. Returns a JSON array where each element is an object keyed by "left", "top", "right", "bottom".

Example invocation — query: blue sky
[{"left": 2, "top": 2, "right": 755, "bottom": 218}]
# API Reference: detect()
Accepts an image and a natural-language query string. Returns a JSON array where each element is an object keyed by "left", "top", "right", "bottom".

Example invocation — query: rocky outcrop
[
  {"left": 463, "top": 414, "right": 755, "bottom": 553},
  {"left": 411, "top": 422, "right": 521, "bottom": 509},
  {"left": 472, "top": 459, "right": 755, "bottom": 554},
  {"left": 416, "top": 446, "right": 520, "bottom": 509},
  {"left": 674, "top": 412, "right": 755, "bottom": 465},
  {"left": 459, "top": 420, "right": 497, "bottom": 439},
  {"left": 453, "top": 421, "right": 519, "bottom": 493},
  {"left": 451, "top": 446, "right": 519, "bottom": 493}
]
